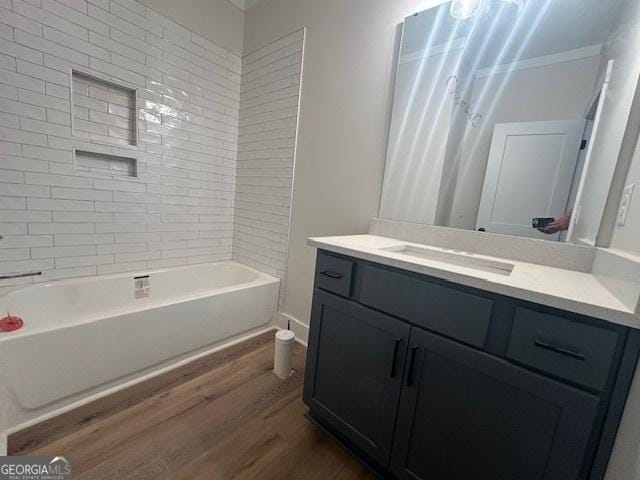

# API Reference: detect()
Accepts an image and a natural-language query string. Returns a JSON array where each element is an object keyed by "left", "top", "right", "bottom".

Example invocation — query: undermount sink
[{"left": 380, "top": 244, "right": 515, "bottom": 276}]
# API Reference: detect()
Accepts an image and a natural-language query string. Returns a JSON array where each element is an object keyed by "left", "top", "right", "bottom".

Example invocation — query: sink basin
[{"left": 380, "top": 244, "right": 514, "bottom": 276}]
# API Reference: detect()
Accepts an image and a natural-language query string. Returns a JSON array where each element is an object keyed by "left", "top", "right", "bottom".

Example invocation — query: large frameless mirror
[{"left": 379, "top": 0, "right": 640, "bottom": 244}]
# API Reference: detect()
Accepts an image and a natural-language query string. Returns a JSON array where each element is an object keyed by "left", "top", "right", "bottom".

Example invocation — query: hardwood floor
[{"left": 11, "top": 331, "right": 375, "bottom": 480}]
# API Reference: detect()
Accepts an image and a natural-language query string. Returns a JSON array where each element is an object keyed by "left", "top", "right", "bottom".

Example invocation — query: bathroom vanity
[
  {"left": 303, "top": 234, "right": 640, "bottom": 480},
  {"left": 302, "top": 3, "right": 640, "bottom": 475}
]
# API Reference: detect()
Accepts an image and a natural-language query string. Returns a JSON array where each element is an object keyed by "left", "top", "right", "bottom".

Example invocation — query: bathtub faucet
[{"left": 0, "top": 271, "right": 42, "bottom": 280}]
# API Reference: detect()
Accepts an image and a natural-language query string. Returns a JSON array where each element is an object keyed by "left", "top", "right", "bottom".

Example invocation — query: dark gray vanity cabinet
[
  {"left": 303, "top": 289, "right": 410, "bottom": 465},
  {"left": 390, "top": 327, "right": 598, "bottom": 480},
  {"left": 304, "top": 250, "right": 640, "bottom": 480}
]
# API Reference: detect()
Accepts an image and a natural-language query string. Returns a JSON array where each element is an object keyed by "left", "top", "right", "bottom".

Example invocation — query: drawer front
[
  {"left": 358, "top": 265, "right": 493, "bottom": 347},
  {"left": 315, "top": 251, "right": 354, "bottom": 298},
  {"left": 507, "top": 307, "right": 619, "bottom": 391}
]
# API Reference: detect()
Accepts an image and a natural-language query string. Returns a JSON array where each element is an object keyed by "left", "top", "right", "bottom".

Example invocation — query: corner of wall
[{"left": 142, "top": 0, "right": 246, "bottom": 55}]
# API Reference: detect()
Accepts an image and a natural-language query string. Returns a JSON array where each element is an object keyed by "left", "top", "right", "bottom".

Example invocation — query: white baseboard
[{"left": 276, "top": 311, "right": 309, "bottom": 346}]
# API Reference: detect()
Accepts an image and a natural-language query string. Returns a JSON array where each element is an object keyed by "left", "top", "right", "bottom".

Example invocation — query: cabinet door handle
[
  {"left": 390, "top": 338, "right": 402, "bottom": 378},
  {"left": 533, "top": 338, "right": 585, "bottom": 361},
  {"left": 406, "top": 345, "right": 419, "bottom": 387},
  {"left": 320, "top": 270, "right": 343, "bottom": 279}
]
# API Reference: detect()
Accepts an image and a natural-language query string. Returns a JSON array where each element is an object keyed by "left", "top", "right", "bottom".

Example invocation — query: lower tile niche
[{"left": 73, "top": 149, "right": 138, "bottom": 178}]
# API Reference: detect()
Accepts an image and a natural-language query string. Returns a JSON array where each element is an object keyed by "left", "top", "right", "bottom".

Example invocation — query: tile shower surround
[
  {"left": 0, "top": 0, "right": 302, "bottom": 293},
  {"left": 234, "top": 29, "right": 304, "bottom": 308}
]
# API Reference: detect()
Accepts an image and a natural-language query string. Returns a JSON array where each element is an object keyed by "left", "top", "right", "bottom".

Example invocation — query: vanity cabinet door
[
  {"left": 303, "top": 289, "right": 410, "bottom": 467},
  {"left": 390, "top": 327, "right": 599, "bottom": 480}
]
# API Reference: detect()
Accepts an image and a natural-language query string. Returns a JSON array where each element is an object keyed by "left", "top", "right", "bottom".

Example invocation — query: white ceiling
[{"left": 228, "top": 0, "right": 264, "bottom": 11}]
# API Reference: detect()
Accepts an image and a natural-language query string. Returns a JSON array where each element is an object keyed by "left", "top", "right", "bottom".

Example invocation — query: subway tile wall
[
  {"left": 0, "top": 0, "right": 273, "bottom": 289},
  {"left": 233, "top": 29, "right": 304, "bottom": 308}
]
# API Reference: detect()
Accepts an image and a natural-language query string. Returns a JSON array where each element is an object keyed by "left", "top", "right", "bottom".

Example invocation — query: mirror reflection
[{"left": 380, "top": 0, "right": 639, "bottom": 243}]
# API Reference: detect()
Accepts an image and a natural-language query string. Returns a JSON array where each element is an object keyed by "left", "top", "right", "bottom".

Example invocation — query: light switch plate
[{"left": 617, "top": 183, "right": 636, "bottom": 227}]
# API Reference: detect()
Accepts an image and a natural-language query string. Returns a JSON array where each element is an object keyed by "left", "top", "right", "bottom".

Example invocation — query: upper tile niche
[{"left": 71, "top": 70, "right": 138, "bottom": 148}]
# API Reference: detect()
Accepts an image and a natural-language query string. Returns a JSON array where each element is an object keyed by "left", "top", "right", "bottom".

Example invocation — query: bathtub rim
[{"left": 0, "top": 261, "right": 279, "bottom": 341}]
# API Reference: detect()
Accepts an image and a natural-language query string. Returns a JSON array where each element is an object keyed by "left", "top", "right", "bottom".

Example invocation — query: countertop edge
[{"left": 308, "top": 238, "right": 640, "bottom": 330}]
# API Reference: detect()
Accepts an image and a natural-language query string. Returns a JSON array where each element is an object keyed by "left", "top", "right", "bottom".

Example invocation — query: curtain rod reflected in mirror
[{"left": 379, "top": 0, "right": 640, "bottom": 245}]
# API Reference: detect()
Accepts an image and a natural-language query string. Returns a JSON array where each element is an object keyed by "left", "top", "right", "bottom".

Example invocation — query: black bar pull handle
[
  {"left": 390, "top": 338, "right": 402, "bottom": 378},
  {"left": 320, "top": 270, "right": 343, "bottom": 279},
  {"left": 406, "top": 345, "right": 420, "bottom": 387},
  {"left": 534, "top": 338, "right": 585, "bottom": 361}
]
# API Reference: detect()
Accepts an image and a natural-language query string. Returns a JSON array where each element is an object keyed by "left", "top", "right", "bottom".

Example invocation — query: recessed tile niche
[
  {"left": 70, "top": 70, "right": 138, "bottom": 147},
  {"left": 73, "top": 149, "right": 138, "bottom": 178}
]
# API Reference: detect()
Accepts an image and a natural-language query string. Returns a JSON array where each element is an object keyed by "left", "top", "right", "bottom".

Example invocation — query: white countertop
[{"left": 308, "top": 234, "right": 640, "bottom": 329}]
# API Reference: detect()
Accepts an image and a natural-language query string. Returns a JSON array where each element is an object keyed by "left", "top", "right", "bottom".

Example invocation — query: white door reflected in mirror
[{"left": 476, "top": 119, "right": 586, "bottom": 240}]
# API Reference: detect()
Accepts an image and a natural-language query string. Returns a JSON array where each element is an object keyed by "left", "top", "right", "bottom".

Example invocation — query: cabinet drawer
[
  {"left": 507, "top": 307, "right": 619, "bottom": 391},
  {"left": 315, "top": 251, "right": 354, "bottom": 298},
  {"left": 358, "top": 265, "right": 493, "bottom": 347}
]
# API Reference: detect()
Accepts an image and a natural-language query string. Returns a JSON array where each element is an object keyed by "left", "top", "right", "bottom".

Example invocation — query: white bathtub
[{"left": 0, "top": 261, "right": 279, "bottom": 412}]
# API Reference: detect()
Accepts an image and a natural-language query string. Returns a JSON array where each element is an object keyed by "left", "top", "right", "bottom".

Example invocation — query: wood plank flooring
[{"left": 10, "top": 331, "right": 375, "bottom": 480}]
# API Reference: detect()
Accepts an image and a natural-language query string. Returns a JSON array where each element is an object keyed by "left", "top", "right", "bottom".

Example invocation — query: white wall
[
  {"left": 570, "top": 0, "right": 640, "bottom": 246},
  {"left": 608, "top": 0, "right": 640, "bottom": 258},
  {"left": 610, "top": 141, "right": 640, "bottom": 257},
  {"left": 142, "top": 0, "right": 245, "bottom": 55},
  {"left": 243, "top": 0, "right": 442, "bottom": 339}
]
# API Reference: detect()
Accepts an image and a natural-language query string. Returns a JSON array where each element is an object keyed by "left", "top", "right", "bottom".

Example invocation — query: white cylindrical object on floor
[{"left": 274, "top": 329, "right": 295, "bottom": 379}]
